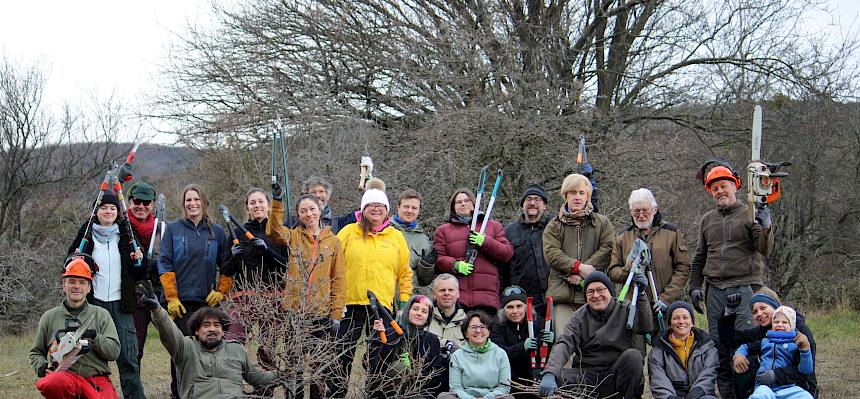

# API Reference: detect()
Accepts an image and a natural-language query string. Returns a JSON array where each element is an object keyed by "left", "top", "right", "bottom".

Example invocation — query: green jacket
[
  {"left": 29, "top": 300, "right": 120, "bottom": 378},
  {"left": 428, "top": 306, "right": 467, "bottom": 350},
  {"left": 391, "top": 218, "right": 435, "bottom": 296},
  {"left": 690, "top": 201, "right": 769, "bottom": 290},
  {"left": 542, "top": 212, "right": 615, "bottom": 306},
  {"left": 151, "top": 307, "right": 278, "bottom": 398},
  {"left": 448, "top": 341, "right": 511, "bottom": 398}
]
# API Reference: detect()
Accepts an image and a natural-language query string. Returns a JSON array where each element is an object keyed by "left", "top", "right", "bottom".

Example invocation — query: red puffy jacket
[{"left": 434, "top": 216, "right": 513, "bottom": 310}]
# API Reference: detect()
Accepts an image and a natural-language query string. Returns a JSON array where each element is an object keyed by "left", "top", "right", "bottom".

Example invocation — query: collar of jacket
[
  {"left": 586, "top": 299, "right": 616, "bottom": 321},
  {"left": 658, "top": 326, "right": 713, "bottom": 350},
  {"left": 518, "top": 212, "right": 551, "bottom": 228},
  {"left": 717, "top": 201, "right": 744, "bottom": 215},
  {"left": 449, "top": 212, "right": 484, "bottom": 225},
  {"left": 297, "top": 224, "right": 333, "bottom": 240},
  {"left": 181, "top": 217, "right": 210, "bottom": 230},
  {"left": 433, "top": 305, "right": 466, "bottom": 323},
  {"left": 391, "top": 216, "right": 423, "bottom": 233},
  {"left": 625, "top": 211, "right": 664, "bottom": 232},
  {"left": 62, "top": 299, "right": 90, "bottom": 315},
  {"left": 245, "top": 218, "right": 266, "bottom": 232}
]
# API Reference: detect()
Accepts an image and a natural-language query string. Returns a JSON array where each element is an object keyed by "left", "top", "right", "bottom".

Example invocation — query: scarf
[
  {"left": 467, "top": 338, "right": 492, "bottom": 353},
  {"left": 91, "top": 223, "right": 119, "bottom": 244},
  {"left": 452, "top": 214, "right": 472, "bottom": 225},
  {"left": 393, "top": 214, "right": 417, "bottom": 229},
  {"left": 558, "top": 202, "right": 594, "bottom": 225},
  {"left": 766, "top": 329, "right": 797, "bottom": 344},
  {"left": 669, "top": 330, "right": 695, "bottom": 369},
  {"left": 354, "top": 211, "right": 391, "bottom": 233},
  {"left": 128, "top": 210, "right": 154, "bottom": 249}
]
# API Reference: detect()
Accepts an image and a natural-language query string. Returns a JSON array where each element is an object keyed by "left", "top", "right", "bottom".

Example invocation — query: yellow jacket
[
  {"left": 336, "top": 221, "right": 413, "bottom": 311},
  {"left": 267, "top": 200, "right": 346, "bottom": 319}
]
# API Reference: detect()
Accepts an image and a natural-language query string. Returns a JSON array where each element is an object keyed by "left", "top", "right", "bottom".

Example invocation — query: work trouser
[
  {"left": 705, "top": 284, "right": 758, "bottom": 399},
  {"left": 333, "top": 305, "right": 375, "bottom": 398},
  {"left": 36, "top": 371, "right": 117, "bottom": 399},
  {"left": 91, "top": 298, "right": 146, "bottom": 399},
  {"left": 558, "top": 348, "right": 644, "bottom": 399},
  {"left": 169, "top": 301, "right": 207, "bottom": 399}
]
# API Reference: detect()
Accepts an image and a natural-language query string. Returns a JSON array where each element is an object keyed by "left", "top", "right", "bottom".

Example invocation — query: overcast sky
[{"left": 1, "top": 0, "right": 858, "bottom": 144}]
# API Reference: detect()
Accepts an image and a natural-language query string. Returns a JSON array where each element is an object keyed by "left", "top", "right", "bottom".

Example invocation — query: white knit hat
[{"left": 360, "top": 189, "right": 389, "bottom": 212}]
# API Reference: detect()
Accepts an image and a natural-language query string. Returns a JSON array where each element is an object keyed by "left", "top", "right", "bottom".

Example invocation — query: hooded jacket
[
  {"left": 736, "top": 330, "right": 814, "bottom": 391},
  {"left": 222, "top": 216, "right": 289, "bottom": 291},
  {"left": 608, "top": 213, "right": 691, "bottom": 304},
  {"left": 542, "top": 212, "right": 614, "bottom": 306},
  {"left": 151, "top": 306, "right": 277, "bottom": 398},
  {"left": 504, "top": 213, "right": 552, "bottom": 303},
  {"left": 491, "top": 310, "right": 549, "bottom": 382},
  {"left": 337, "top": 221, "right": 413, "bottom": 311},
  {"left": 544, "top": 299, "right": 652, "bottom": 376},
  {"left": 267, "top": 199, "right": 346, "bottom": 319},
  {"left": 721, "top": 312, "right": 818, "bottom": 397},
  {"left": 690, "top": 201, "right": 769, "bottom": 290},
  {"left": 68, "top": 221, "right": 147, "bottom": 313},
  {"left": 158, "top": 218, "right": 229, "bottom": 303},
  {"left": 447, "top": 341, "right": 511, "bottom": 398},
  {"left": 390, "top": 217, "right": 435, "bottom": 295},
  {"left": 434, "top": 215, "right": 513, "bottom": 310},
  {"left": 648, "top": 327, "right": 718, "bottom": 399}
]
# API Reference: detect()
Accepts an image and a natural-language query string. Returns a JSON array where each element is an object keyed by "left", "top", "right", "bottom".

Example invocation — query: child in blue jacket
[{"left": 733, "top": 306, "right": 814, "bottom": 399}]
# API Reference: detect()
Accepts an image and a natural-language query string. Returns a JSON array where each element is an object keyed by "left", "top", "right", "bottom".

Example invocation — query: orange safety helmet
[
  {"left": 63, "top": 256, "right": 94, "bottom": 281},
  {"left": 704, "top": 166, "right": 741, "bottom": 192}
]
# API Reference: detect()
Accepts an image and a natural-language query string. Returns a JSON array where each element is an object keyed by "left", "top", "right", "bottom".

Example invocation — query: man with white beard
[{"left": 607, "top": 188, "right": 691, "bottom": 353}]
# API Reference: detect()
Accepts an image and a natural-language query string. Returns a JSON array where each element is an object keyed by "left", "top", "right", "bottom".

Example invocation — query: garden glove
[
  {"left": 137, "top": 282, "right": 160, "bottom": 311},
  {"left": 468, "top": 231, "right": 485, "bottom": 246},
  {"left": 523, "top": 337, "right": 538, "bottom": 351},
  {"left": 399, "top": 352, "right": 412, "bottom": 370},
  {"left": 231, "top": 244, "right": 244, "bottom": 257},
  {"left": 541, "top": 329, "right": 555, "bottom": 343},
  {"left": 690, "top": 289, "right": 705, "bottom": 314},
  {"left": 206, "top": 290, "right": 226, "bottom": 306},
  {"left": 271, "top": 180, "right": 283, "bottom": 201},
  {"left": 539, "top": 373, "right": 558, "bottom": 397},
  {"left": 755, "top": 206, "right": 772, "bottom": 229},
  {"left": 253, "top": 237, "right": 268, "bottom": 250},
  {"left": 632, "top": 271, "right": 648, "bottom": 290},
  {"left": 454, "top": 261, "right": 474, "bottom": 276},
  {"left": 167, "top": 298, "right": 186, "bottom": 320},
  {"left": 653, "top": 298, "right": 668, "bottom": 314}
]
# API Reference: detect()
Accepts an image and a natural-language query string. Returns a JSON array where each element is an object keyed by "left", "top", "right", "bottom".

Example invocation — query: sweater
[{"left": 448, "top": 341, "right": 511, "bottom": 398}]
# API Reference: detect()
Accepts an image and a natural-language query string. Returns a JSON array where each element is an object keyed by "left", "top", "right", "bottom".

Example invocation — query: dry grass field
[{"left": 1, "top": 309, "right": 857, "bottom": 398}]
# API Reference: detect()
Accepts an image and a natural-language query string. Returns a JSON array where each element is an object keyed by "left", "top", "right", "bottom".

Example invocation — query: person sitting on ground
[
  {"left": 648, "top": 301, "right": 718, "bottom": 399},
  {"left": 719, "top": 288, "right": 818, "bottom": 398},
  {"left": 733, "top": 306, "right": 814, "bottom": 399},
  {"left": 139, "top": 283, "right": 279, "bottom": 398},
  {"left": 438, "top": 311, "right": 513, "bottom": 399},
  {"left": 29, "top": 256, "right": 121, "bottom": 399},
  {"left": 368, "top": 294, "right": 443, "bottom": 398},
  {"left": 490, "top": 286, "right": 554, "bottom": 387},
  {"left": 539, "top": 271, "right": 652, "bottom": 399}
]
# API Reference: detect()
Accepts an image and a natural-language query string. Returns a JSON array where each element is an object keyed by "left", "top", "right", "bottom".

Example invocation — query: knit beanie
[
  {"left": 666, "top": 301, "right": 695, "bottom": 324},
  {"left": 360, "top": 189, "right": 389, "bottom": 212},
  {"left": 583, "top": 271, "right": 612, "bottom": 292},
  {"left": 773, "top": 306, "right": 797, "bottom": 331},
  {"left": 520, "top": 184, "right": 548, "bottom": 206},
  {"left": 501, "top": 286, "right": 528, "bottom": 308},
  {"left": 749, "top": 292, "right": 781, "bottom": 311},
  {"left": 97, "top": 190, "right": 121, "bottom": 209}
]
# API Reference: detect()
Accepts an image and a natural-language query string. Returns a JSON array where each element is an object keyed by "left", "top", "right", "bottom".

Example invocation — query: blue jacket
[
  {"left": 158, "top": 218, "right": 229, "bottom": 303},
  {"left": 736, "top": 330, "right": 814, "bottom": 390}
]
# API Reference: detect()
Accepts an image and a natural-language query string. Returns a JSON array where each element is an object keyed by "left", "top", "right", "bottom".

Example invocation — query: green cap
[{"left": 127, "top": 182, "right": 156, "bottom": 200}]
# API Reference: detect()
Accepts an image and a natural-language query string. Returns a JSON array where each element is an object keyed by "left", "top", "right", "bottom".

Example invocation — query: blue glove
[
  {"left": 253, "top": 237, "right": 268, "bottom": 250},
  {"left": 541, "top": 329, "right": 555, "bottom": 343},
  {"left": 539, "top": 373, "right": 558, "bottom": 397},
  {"left": 755, "top": 206, "right": 772, "bottom": 229},
  {"left": 523, "top": 337, "right": 538, "bottom": 351},
  {"left": 231, "top": 244, "right": 244, "bottom": 257}
]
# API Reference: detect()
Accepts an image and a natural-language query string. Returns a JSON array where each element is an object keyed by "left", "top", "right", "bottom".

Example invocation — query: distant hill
[{"left": 129, "top": 143, "right": 196, "bottom": 182}]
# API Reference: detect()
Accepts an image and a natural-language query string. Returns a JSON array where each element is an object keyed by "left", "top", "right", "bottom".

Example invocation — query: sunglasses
[
  {"left": 502, "top": 286, "right": 525, "bottom": 297},
  {"left": 131, "top": 198, "right": 152, "bottom": 206}
]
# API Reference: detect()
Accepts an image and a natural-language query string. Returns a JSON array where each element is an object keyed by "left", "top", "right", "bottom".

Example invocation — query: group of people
[{"left": 27, "top": 160, "right": 818, "bottom": 399}]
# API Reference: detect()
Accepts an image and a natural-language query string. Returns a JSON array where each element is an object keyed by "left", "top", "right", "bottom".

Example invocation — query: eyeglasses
[
  {"left": 586, "top": 287, "right": 609, "bottom": 296},
  {"left": 131, "top": 198, "right": 152, "bottom": 206},
  {"left": 454, "top": 199, "right": 473, "bottom": 205},
  {"left": 468, "top": 325, "right": 488, "bottom": 332},
  {"left": 523, "top": 196, "right": 544, "bottom": 204},
  {"left": 502, "top": 286, "right": 525, "bottom": 297},
  {"left": 630, "top": 208, "right": 652, "bottom": 215},
  {"left": 365, "top": 203, "right": 387, "bottom": 210}
]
